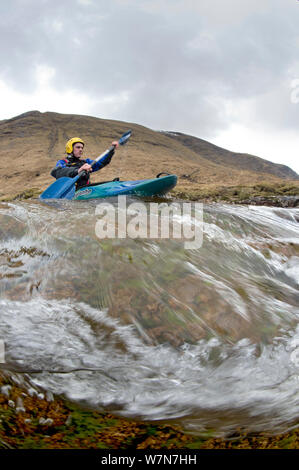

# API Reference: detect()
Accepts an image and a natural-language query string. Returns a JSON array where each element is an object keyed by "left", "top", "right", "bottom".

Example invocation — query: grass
[
  {"left": 1, "top": 180, "right": 298, "bottom": 207},
  {"left": 0, "top": 110, "right": 298, "bottom": 204},
  {"left": 172, "top": 181, "right": 299, "bottom": 204},
  {"left": 0, "top": 187, "right": 42, "bottom": 202}
]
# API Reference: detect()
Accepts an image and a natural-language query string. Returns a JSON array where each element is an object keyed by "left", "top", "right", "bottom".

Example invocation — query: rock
[
  {"left": 46, "top": 391, "right": 54, "bottom": 402},
  {"left": 1, "top": 385, "right": 12, "bottom": 397},
  {"left": 28, "top": 387, "right": 38, "bottom": 397},
  {"left": 239, "top": 196, "right": 299, "bottom": 207},
  {"left": 16, "top": 396, "right": 26, "bottom": 413},
  {"left": 38, "top": 417, "right": 53, "bottom": 426},
  {"left": 65, "top": 414, "right": 72, "bottom": 426}
]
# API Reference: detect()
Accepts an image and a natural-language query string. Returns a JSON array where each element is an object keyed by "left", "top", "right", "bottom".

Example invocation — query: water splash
[{"left": 0, "top": 200, "right": 298, "bottom": 436}]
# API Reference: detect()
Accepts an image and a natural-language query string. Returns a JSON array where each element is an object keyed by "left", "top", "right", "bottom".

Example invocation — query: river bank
[
  {"left": 171, "top": 182, "right": 299, "bottom": 207},
  {"left": 0, "top": 373, "right": 298, "bottom": 449},
  {"left": 0, "top": 181, "right": 298, "bottom": 208}
]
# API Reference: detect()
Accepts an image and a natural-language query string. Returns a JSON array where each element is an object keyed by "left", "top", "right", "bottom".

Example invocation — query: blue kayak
[{"left": 73, "top": 174, "right": 177, "bottom": 200}]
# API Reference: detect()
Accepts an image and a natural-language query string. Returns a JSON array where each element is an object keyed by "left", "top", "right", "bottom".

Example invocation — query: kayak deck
[{"left": 73, "top": 174, "right": 177, "bottom": 200}]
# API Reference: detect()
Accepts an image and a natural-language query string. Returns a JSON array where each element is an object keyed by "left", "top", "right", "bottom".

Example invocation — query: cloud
[
  {"left": 213, "top": 124, "right": 299, "bottom": 174},
  {"left": 0, "top": 0, "right": 298, "bottom": 171},
  {"left": 0, "top": 64, "right": 94, "bottom": 118},
  {"left": 0, "top": 62, "right": 132, "bottom": 121},
  {"left": 77, "top": 0, "right": 93, "bottom": 5}
]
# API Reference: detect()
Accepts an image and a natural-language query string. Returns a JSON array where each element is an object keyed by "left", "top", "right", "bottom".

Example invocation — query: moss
[
  {"left": 261, "top": 249, "right": 272, "bottom": 260},
  {"left": 165, "top": 307, "right": 188, "bottom": 327},
  {"left": 0, "top": 357, "right": 298, "bottom": 450},
  {"left": 1, "top": 181, "right": 298, "bottom": 205},
  {"left": 0, "top": 188, "right": 42, "bottom": 202},
  {"left": 235, "top": 286, "right": 250, "bottom": 301},
  {"left": 171, "top": 182, "right": 299, "bottom": 205}
]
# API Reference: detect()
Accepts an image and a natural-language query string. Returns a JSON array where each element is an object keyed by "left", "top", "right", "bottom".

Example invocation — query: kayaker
[{"left": 51, "top": 137, "right": 119, "bottom": 190}]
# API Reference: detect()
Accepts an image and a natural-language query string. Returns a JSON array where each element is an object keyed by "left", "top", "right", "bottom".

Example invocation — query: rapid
[{"left": 0, "top": 198, "right": 298, "bottom": 437}]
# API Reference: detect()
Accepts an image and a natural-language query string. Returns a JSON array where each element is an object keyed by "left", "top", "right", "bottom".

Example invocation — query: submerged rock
[{"left": 238, "top": 195, "right": 299, "bottom": 208}]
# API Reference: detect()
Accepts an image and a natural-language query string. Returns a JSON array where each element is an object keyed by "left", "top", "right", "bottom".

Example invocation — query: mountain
[
  {"left": 0, "top": 110, "right": 298, "bottom": 200},
  {"left": 161, "top": 131, "right": 299, "bottom": 181}
]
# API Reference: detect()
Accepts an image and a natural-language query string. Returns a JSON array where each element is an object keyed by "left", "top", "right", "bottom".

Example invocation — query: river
[{"left": 0, "top": 198, "right": 298, "bottom": 437}]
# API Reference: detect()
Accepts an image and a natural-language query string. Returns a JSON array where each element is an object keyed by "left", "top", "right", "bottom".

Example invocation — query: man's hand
[
  {"left": 78, "top": 163, "right": 92, "bottom": 173},
  {"left": 112, "top": 140, "right": 119, "bottom": 148}
]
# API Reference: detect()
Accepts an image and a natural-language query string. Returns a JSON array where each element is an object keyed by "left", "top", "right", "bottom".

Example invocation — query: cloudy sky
[{"left": 0, "top": 0, "right": 299, "bottom": 173}]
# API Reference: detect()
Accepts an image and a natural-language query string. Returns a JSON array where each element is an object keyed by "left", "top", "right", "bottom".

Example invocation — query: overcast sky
[{"left": 0, "top": 0, "right": 299, "bottom": 173}]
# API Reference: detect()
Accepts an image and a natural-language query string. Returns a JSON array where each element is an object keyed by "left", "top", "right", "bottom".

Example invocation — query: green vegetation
[
  {"left": 0, "top": 187, "right": 42, "bottom": 202},
  {"left": 0, "top": 373, "right": 298, "bottom": 449},
  {"left": 172, "top": 181, "right": 299, "bottom": 205}
]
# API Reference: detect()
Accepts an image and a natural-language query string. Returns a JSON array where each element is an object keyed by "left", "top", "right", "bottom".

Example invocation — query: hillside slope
[
  {"left": 161, "top": 131, "right": 298, "bottom": 180},
  {"left": 0, "top": 110, "right": 297, "bottom": 199}
]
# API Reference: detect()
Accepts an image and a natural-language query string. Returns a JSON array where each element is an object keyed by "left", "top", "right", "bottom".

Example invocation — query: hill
[
  {"left": 0, "top": 110, "right": 298, "bottom": 200},
  {"left": 161, "top": 131, "right": 298, "bottom": 180}
]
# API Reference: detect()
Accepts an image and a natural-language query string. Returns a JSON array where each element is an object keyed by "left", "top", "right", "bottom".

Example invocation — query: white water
[{"left": 0, "top": 200, "right": 298, "bottom": 436}]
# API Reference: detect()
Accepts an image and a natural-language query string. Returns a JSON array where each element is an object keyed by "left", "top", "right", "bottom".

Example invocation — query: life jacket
[{"left": 63, "top": 157, "right": 91, "bottom": 189}]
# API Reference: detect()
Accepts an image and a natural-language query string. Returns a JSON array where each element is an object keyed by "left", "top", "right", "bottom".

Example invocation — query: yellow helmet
[{"left": 65, "top": 137, "right": 85, "bottom": 154}]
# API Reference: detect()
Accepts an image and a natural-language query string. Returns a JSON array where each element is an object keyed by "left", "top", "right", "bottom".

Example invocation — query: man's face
[{"left": 73, "top": 143, "right": 84, "bottom": 159}]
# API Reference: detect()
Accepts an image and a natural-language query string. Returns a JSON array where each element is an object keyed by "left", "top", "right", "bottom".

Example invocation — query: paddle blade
[
  {"left": 61, "top": 185, "right": 76, "bottom": 200},
  {"left": 119, "top": 130, "right": 131, "bottom": 146},
  {"left": 40, "top": 175, "right": 79, "bottom": 199}
]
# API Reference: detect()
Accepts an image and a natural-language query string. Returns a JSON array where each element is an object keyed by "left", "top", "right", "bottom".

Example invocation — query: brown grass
[{"left": 0, "top": 111, "right": 297, "bottom": 201}]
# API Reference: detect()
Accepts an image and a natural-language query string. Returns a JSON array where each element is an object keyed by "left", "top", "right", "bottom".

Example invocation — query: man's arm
[
  {"left": 87, "top": 141, "right": 119, "bottom": 172},
  {"left": 86, "top": 147, "right": 115, "bottom": 172}
]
